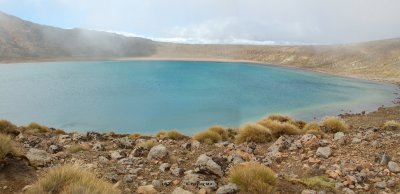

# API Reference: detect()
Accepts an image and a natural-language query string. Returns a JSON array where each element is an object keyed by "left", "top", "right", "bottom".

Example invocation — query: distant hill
[
  {"left": 0, "top": 11, "right": 399, "bottom": 83},
  {"left": 0, "top": 11, "right": 156, "bottom": 61}
]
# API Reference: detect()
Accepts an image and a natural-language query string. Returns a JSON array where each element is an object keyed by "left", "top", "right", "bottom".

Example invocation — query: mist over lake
[{"left": 0, "top": 60, "right": 396, "bottom": 134}]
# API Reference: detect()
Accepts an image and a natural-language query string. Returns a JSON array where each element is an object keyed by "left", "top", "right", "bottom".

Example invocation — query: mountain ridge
[{"left": 0, "top": 11, "right": 399, "bottom": 83}]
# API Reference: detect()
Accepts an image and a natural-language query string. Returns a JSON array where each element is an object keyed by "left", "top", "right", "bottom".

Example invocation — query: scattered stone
[
  {"left": 342, "top": 188, "right": 356, "bottom": 194},
  {"left": 374, "top": 181, "right": 386, "bottom": 189},
  {"left": 110, "top": 151, "right": 125, "bottom": 160},
  {"left": 162, "top": 180, "right": 172, "bottom": 186},
  {"left": 151, "top": 180, "right": 162, "bottom": 189},
  {"left": 113, "top": 137, "right": 134, "bottom": 149},
  {"left": 170, "top": 165, "right": 184, "bottom": 176},
  {"left": 172, "top": 187, "right": 193, "bottom": 194},
  {"left": 98, "top": 155, "right": 110, "bottom": 163},
  {"left": 104, "top": 173, "right": 118, "bottom": 183},
  {"left": 334, "top": 132, "right": 345, "bottom": 141},
  {"left": 48, "top": 144, "right": 62, "bottom": 154},
  {"left": 137, "top": 185, "right": 157, "bottom": 194},
  {"left": 388, "top": 161, "right": 400, "bottom": 173},
  {"left": 72, "top": 133, "right": 87, "bottom": 141},
  {"left": 86, "top": 131, "right": 104, "bottom": 141},
  {"left": 159, "top": 163, "right": 171, "bottom": 172},
  {"left": 301, "top": 190, "right": 317, "bottom": 194},
  {"left": 123, "top": 174, "right": 135, "bottom": 183},
  {"left": 376, "top": 153, "right": 391, "bottom": 165},
  {"left": 351, "top": 138, "right": 362, "bottom": 144},
  {"left": 195, "top": 154, "right": 223, "bottom": 177},
  {"left": 199, "top": 180, "right": 217, "bottom": 190},
  {"left": 131, "top": 147, "right": 147, "bottom": 157},
  {"left": 216, "top": 183, "right": 239, "bottom": 194},
  {"left": 26, "top": 148, "right": 52, "bottom": 167},
  {"left": 92, "top": 143, "right": 105, "bottom": 151},
  {"left": 147, "top": 144, "right": 168, "bottom": 160},
  {"left": 316, "top": 147, "right": 332, "bottom": 158}
]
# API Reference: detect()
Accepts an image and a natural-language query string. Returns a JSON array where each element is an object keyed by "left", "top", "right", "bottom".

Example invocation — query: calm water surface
[{"left": 0, "top": 60, "right": 397, "bottom": 134}]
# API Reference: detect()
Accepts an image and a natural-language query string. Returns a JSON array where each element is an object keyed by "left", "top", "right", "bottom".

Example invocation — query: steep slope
[{"left": 0, "top": 11, "right": 156, "bottom": 61}]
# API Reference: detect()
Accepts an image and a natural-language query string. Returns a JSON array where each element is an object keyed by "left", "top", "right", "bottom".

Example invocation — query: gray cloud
[{"left": 1, "top": 0, "right": 400, "bottom": 44}]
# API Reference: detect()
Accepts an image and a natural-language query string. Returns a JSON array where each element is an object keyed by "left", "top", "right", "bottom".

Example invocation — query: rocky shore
[{"left": 0, "top": 105, "right": 399, "bottom": 194}]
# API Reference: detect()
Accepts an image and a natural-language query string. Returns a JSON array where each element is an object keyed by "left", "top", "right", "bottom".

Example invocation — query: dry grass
[
  {"left": 235, "top": 124, "right": 273, "bottom": 144},
  {"left": 0, "top": 134, "right": 18, "bottom": 160},
  {"left": 0, "top": 120, "right": 19, "bottom": 135},
  {"left": 24, "top": 122, "right": 51, "bottom": 133},
  {"left": 207, "top": 125, "right": 229, "bottom": 140},
  {"left": 66, "top": 144, "right": 89, "bottom": 153},
  {"left": 289, "top": 120, "right": 307, "bottom": 130},
  {"left": 382, "top": 120, "right": 400, "bottom": 130},
  {"left": 156, "top": 130, "right": 186, "bottom": 140},
  {"left": 321, "top": 117, "right": 349, "bottom": 133},
  {"left": 129, "top": 133, "right": 141, "bottom": 140},
  {"left": 303, "top": 122, "right": 325, "bottom": 136},
  {"left": 229, "top": 162, "right": 277, "bottom": 194},
  {"left": 26, "top": 165, "right": 120, "bottom": 194},
  {"left": 53, "top": 129, "right": 66, "bottom": 135},
  {"left": 258, "top": 119, "right": 302, "bottom": 137},
  {"left": 193, "top": 130, "right": 222, "bottom": 144},
  {"left": 267, "top": 114, "right": 293, "bottom": 122},
  {"left": 286, "top": 176, "right": 335, "bottom": 190},
  {"left": 137, "top": 140, "right": 157, "bottom": 149}
]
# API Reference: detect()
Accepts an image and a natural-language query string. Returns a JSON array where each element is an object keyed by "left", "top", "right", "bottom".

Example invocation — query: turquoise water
[{"left": 0, "top": 60, "right": 397, "bottom": 134}]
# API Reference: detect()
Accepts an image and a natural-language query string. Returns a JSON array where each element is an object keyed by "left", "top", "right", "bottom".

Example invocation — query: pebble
[
  {"left": 388, "top": 161, "right": 400, "bottom": 173},
  {"left": 316, "top": 147, "right": 332, "bottom": 158}
]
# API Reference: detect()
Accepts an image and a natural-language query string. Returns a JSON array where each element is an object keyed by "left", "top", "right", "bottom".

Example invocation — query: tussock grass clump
[
  {"left": 303, "top": 122, "right": 325, "bottom": 136},
  {"left": 229, "top": 162, "right": 277, "bottom": 194},
  {"left": 258, "top": 119, "right": 302, "bottom": 137},
  {"left": 321, "top": 117, "right": 349, "bottom": 133},
  {"left": 267, "top": 114, "right": 293, "bottom": 122},
  {"left": 66, "top": 144, "right": 89, "bottom": 153},
  {"left": 235, "top": 124, "right": 273, "bottom": 144},
  {"left": 289, "top": 120, "right": 307, "bottom": 130},
  {"left": 24, "top": 122, "right": 51, "bottom": 133},
  {"left": 0, "top": 120, "right": 19, "bottom": 135},
  {"left": 207, "top": 125, "right": 229, "bottom": 140},
  {"left": 156, "top": 130, "right": 186, "bottom": 140},
  {"left": 194, "top": 130, "right": 222, "bottom": 144},
  {"left": 0, "top": 134, "right": 18, "bottom": 160},
  {"left": 137, "top": 140, "right": 157, "bottom": 149},
  {"left": 26, "top": 165, "right": 120, "bottom": 194},
  {"left": 53, "top": 129, "right": 66, "bottom": 135},
  {"left": 382, "top": 120, "right": 400, "bottom": 130}
]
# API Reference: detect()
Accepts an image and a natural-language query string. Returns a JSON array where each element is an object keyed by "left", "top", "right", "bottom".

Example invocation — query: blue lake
[{"left": 0, "top": 60, "right": 397, "bottom": 134}]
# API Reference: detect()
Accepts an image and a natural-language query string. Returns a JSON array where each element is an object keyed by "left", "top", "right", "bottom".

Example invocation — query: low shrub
[
  {"left": 66, "top": 144, "right": 89, "bottom": 153},
  {"left": 258, "top": 119, "right": 302, "bottom": 137},
  {"left": 382, "top": 120, "right": 400, "bottom": 130},
  {"left": 229, "top": 162, "right": 277, "bottom": 194},
  {"left": 0, "top": 134, "right": 18, "bottom": 160},
  {"left": 0, "top": 120, "right": 19, "bottom": 135},
  {"left": 235, "top": 124, "right": 273, "bottom": 144},
  {"left": 156, "top": 130, "right": 186, "bottom": 140},
  {"left": 207, "top": 125, "right": 229, "bottom": 140},
  {"left": 26, "top": 165, "right": 120, "bottom": 194},
  {"left": 267, "top": 114, "right": 293, "bottom": 122},
  {"left": 321, "top": 117, "right": 349, "bottom": 133},
  {"left": 193, "top": 130, "right": 221, "bottom": 144}
]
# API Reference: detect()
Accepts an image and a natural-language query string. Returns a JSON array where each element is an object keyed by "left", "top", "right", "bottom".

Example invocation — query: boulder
[
  {"left": 147, "top": 144, "right": 168, "bottom": 160},
  {"left": 316, "top": 147, "right": 332, "bottom": 158},
  {"left": 388, "top": 161, "right": 400, "bottom": 173},
  {"left": 195, "top": 154, "right": 223, "bottom": 177},
  {"left": 26, "top": 148, "right": 52, "bottom": 166}
]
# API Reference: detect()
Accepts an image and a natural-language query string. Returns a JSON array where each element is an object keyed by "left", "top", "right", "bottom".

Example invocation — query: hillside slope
[{"left": 0, "top": 11, "right": 156, "bottom": 61}]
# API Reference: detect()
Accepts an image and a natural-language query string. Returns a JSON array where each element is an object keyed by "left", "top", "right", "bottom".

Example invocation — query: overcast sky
[{"left": 1, "top": 0, "right": 400, "bottom": 44}]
